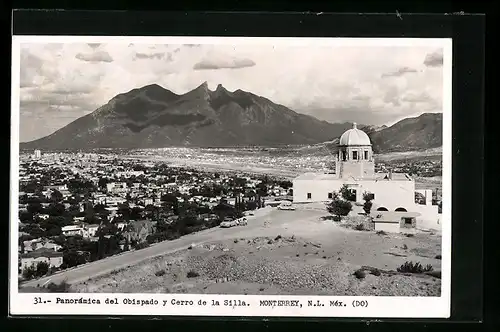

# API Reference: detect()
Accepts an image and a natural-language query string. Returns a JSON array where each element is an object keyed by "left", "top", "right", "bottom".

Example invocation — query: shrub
[
  {"left": 22, "top": 265, "right": 37, "bottom": 280},
  {"left": 363, "top": 200, "right": 373, "bottom": 215},
  {"left": 354, "top": 224, "right": 365, "bottom": 231},
  {"left": 155, "top": 269, "right": 166, "bottom": 277},
  {"left": 363, "top": 192, "right": 374, "bottom": 202},
  {"left": 397, "top": 261, "right": 434, "bottom": 273},
  {"left": 46, "top": 280, "right": 71, "bottom": 293},
  {"left": 353, "top": 269, "right": 366, "bottom": 279},
  {"left": 339, "top": 185, "right": 356, "bottom": 201},
  {"left": 186, "top": 270, "right": 199, "bottom": 278},
  {"left": 35, "top": 261, "right": 50, "bottom": 277},
  {"left": 326, "top": 192, "right": 352, "bottom": 220},
  {"left": 376, "top": 230, "right": 387, "bottom": 235}
]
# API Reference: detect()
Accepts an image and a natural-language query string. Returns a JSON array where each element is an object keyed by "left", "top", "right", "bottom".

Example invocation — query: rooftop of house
[
  {"left": 294, "top": 172, "right": 412, "bottom": 182},
  {"left": 21, "top": 248, "right": 63, "bottom": 259}
]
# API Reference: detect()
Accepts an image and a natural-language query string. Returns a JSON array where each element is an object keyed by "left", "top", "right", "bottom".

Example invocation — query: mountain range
[{"left": 20, "top": 83, "right": 442, "bottom": 153}]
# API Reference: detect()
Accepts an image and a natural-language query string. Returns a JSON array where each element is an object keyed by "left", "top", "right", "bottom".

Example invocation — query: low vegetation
[
  {"left": 155, "top": 269, "right": 166, "bottom": 277},
  {"left": 22, "top": 261, "right": 50, "bottom": 280},
  {"left": 397, "top": 261, "right": 433, "bottom": 274},
  {"left": 46, "top": 280, "right": 72, "bottom": 293},
  {"left": 186, "top": 270, "right": 199, "bottom": 278}
]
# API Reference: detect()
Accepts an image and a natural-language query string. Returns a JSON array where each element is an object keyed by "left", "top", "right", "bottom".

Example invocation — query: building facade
[{"left": 292, "top": 123, "right": 441, "bottom": 230}]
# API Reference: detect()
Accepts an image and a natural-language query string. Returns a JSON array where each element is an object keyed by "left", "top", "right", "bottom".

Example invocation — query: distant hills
[
  {"left": 20, "top": 83, "right": 442, "bottom": 153},
  {"left": 368, "top": 113, "right": 442, "bottom": 153}
]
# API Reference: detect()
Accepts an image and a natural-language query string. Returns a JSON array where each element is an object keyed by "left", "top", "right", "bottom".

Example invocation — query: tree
[
  {"left": 27, "top": 202, "right": 43, "bottom": 215},
  {"left": 256, "top": 183, "right": 268, "bottom": 197},
  {"left": 35, "top": 261, "right": 50, "bottom": 277},
  {"left": 339, "top": 184, "right": 355, "bottom": 201},
  {"left": 22, "top": 265, "right": 37, "bottom": 280},
  {"left": 326, "top": 192, "right": 352, "bottom": 221},
  {"left": 50, "top": 190, "right": 63, "bottom": 203},
  {"left": 363, "top": 200, "right": 373, "bottom": 215},
  {"left": 362, "top": 192, "right": 373, "bottom": 215},
  {"left": 161, "top": 193, "right": 179, "bottom": 214}
]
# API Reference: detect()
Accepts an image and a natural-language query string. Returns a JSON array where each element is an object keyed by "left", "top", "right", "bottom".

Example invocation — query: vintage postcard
[{"left": 10, "top": 36, "right": 452, "bottom": 318}]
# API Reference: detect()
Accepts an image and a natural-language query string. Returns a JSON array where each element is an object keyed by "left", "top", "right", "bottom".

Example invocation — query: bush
[
  {"left": 339, "top": 185, "right": 356, "bottom": 201},
  {"left": 363, "top": 192, "right": 375, "bottom": 201},
  {"left": 376, "top": 230, "right": 387, "bottom": 235},
  {"left": 186, "top": 270, "right": 199, "bottom": 278},
  {"left": 363, "top": 200, "right": 373, "bottom": 215},
  {"left": 326, "top": 192, "right": 352, "bottom": 220},
  {"left": 155, "top": 269, "right": 166, "bottom": 277},
  {"left": 397, "top": 261, "right": 434, "bottom": 273},
  {"left": 35, "top": 261, "right": 50, "bottom": 277},
  {"left": 354, "top": 224, "right": 365, "bottom": 231},
  {"left": 22, "top": 265, "right": 37, "bottom": 280},
  {"left": 46, "top": 280, "right": 71, "bottom": 293}
]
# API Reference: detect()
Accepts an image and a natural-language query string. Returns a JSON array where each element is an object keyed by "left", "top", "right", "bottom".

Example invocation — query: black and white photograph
[{"left": 10, "top": 36, "right": 452, "bottom": 318}]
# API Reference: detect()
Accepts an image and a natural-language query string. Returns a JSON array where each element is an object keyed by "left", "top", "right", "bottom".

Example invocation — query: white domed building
[{"left": 292, "top": 123, "right": 441, "bottom": 232}]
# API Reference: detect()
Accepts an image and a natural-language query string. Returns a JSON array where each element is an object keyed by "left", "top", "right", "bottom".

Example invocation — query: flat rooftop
[{"left": 294, "top": 172, "right": 413, "bottom": 182}]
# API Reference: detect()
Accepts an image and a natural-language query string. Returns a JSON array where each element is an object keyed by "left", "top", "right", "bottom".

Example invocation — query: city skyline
[{"left": 18, "top": 41, "right": 444, "bottom": 142}]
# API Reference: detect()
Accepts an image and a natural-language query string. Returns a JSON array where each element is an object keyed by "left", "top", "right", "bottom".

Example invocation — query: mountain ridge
[{"left": 20, "top": 83, "right": 442, "bottom": 153}]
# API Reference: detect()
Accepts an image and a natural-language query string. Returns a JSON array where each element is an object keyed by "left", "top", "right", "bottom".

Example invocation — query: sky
[{"left": 17, "top": 41, "right": 445, "bottom": 142}]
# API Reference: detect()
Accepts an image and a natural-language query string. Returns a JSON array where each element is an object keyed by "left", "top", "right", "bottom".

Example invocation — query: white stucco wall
[
  {"left": 21, "top": 256, "right": 63, "bottom": 270},
  {"left": 374, "top": 222, "right": 400, "bottom": 233},
  {"left": 293, "top": 177, "right": 415, "bottom": 212},
  {"left": 413, "top": 204, "right": 442, "bottom": 231}
]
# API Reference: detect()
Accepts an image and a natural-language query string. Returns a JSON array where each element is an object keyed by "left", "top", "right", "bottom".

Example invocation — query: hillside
[
  {"left": 368, "top": 113, "right": 442, "bottom": 153},
  {"left": 20, "top": 83, "right": 356, "bottom": 150},
  {"left": 20, "top": 84, "right": 442, "bottom": 152}
]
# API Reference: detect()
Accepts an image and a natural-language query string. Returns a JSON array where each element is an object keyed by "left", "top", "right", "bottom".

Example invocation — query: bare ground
[{"left": 73, "top": 223, "right": 441, "bottom": 296}]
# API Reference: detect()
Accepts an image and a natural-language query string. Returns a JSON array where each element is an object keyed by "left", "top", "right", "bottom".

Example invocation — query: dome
[{"left": 339, "top": 123, "right": 371, "bottom": 146}]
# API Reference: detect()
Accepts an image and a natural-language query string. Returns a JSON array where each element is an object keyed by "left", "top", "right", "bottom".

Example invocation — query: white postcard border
[{"left": 9, "top": 36, "right": 452, "bottom": 318}]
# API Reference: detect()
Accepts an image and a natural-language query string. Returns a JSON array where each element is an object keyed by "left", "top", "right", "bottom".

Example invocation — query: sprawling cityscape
[{"left": 17, "top": 148, "right": 442, "bottom": 284}]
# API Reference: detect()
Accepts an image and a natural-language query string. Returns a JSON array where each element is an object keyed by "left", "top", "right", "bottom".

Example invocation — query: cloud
[
  {"left": 401, "top": 91, "right": 433, "bottom": 103},
  {"left": 18, "top": 42, "right": 444, "bottom": 139},
  {"left": 87, "top": 43, "right": 101, "bottom": 49},
  {"left": 75, "top": 51, "right": 113, "bottom": 63},
  {"left": 381, "top": 66, "right": 418, "bottom": 78},
  {"left": 193, "top": 57, "right": 256, "bottom": 70},
  {"left": 134, "top": 52, "right": 171, "bottom": 60},
  {"left": 423, "top": 50, "right": 443, "bottom": 67}
]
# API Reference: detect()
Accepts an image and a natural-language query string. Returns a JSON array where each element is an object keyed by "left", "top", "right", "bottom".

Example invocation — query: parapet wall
[{"left": 413, "top": 204, "right": 441, "bottom": 231}]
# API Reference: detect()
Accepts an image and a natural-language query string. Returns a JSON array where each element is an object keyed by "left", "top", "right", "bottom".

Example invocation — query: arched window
[
  {"left": 377, "top": 207, "right": 388, "bottom": 211},
  {"left": 395, "top": 207, "right": 407, "bottom": 212}
]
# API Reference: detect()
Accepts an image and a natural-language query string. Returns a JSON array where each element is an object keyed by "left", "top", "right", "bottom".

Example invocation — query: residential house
[
  {"left": 22, "top": 238, "right": 62, "bottom": 253},
  {"left": 61, "top": 225, "right": 84, "bottom": 237},
  {"left": 82, "top": 224, "right": 100, "bottom": 238},
  {"left": 20, "top": 248, "right": 64, "bottom": 271}
]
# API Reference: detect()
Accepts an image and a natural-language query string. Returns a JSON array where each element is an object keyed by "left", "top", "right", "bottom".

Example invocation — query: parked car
[
  {"left": 220, "top": 217, "right": 247, "bottom": 228},
  {"left": 277, "top": 201, "right": 295, "bottom": 211}
]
